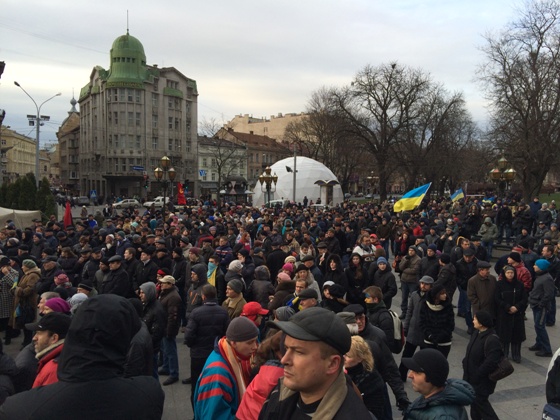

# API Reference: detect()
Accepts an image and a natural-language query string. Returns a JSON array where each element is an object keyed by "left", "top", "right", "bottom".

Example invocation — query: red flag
[
  {"left": 63, "top": 201, "right": 73, "bottom": 228},
  {"left": 177, "top": 183, "right": 186, "bottom": 205}
]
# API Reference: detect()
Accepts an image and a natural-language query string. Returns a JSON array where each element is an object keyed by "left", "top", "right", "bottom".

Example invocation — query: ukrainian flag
[
  {"left": 451, "top": 188, "right": 465, "bottom": 202},
  {"left": 393, "top": 183, "right": 432, "bottom": 213}
]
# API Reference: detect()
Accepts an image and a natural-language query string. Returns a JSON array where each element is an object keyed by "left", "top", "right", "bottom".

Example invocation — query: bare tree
[
  {"left": 331, "top": 63, "right": 432, "bottom": 201},
  {"left": 479, "top": 0, "right": 560, "bottom": 200}
]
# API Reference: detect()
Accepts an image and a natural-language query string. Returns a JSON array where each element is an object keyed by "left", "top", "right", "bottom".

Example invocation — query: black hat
[
  {"left": 297, "top": 288, "right": 318, "bottom": 300},
  {"left": 294, "top": 264, "right": 309, "bottom": 274},
  {"left": 477, "top": 261, "right": 491, "bottom": 269},
  {"left": 328, "top": 284, "right": 346, "bottom": 299},
  {"left": 439, "top": 254, "right": 451, "bottom": 264},
  {"left": 317, "top": 242, "right": 327, "bottom": 249},
  {"left": 0, "top": 257, "right": 10, "bottom": 268},
  {"left": 508, "top": 252, "right": 522, "bottom": 263},
  {"left": 42, "top": 256, "right": 58, "bottom": 263},
  {"left": 77, "top": 282, "right": 93, "bottom": 292},
  {"left": 463, "top": 248, "right": 475, "bottom": 257},
  {"left": 268, "top": 307, "right": 351, "bottom": 355},
  {"left": 474, "top": 310, "right": 494, "bottom": 328},
  {"left": 108, "top": 255, "right": 122, "bottom": 263},
  {"left": 25, "top": 312, "right": 72, "bottom": 339},
  {"left": 343, "top": 303, "right": 366, "bottom": 316},
  {"left": 226, "top": 317, "right": 259, "bottom": 342},
  {"left": 402, "top": 348, "right": 449, "bottom": 387},
  {"left": 301, "top": 255, "right": 314, "bottom": 262}
]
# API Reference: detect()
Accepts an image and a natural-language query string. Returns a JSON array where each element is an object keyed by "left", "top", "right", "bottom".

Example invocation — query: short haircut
[
  {"left": 125, "top": 247, "right": 136, "bottom": 256},
  {"left": 363, "top": 285, "right": 383, "bottom": 301},
  {"left": 41, "top": 291, "right": 60, "bottom": 301},
  {"left": 201, "top": 284, "right": 217, "bottom": 299},
  {"left": 317, "top": 341, "right": 344, "bottom": 373},
  {"left": 208, "top": 254, "right": 220, "bottom": 263}
]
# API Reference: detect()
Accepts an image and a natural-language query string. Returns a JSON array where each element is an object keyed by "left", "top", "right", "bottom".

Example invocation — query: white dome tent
[{"left": 252, "top": 156, "right": 344, "bottom": 207}]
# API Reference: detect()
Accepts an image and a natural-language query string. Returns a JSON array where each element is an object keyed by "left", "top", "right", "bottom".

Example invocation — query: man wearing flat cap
[
  {"left": 467, "top": 260, "right": 497, "bottom": 330},
  {"left": 101, "top": 255, "right": 131, "bottom": 297},
  {"left": 259, "top": 307, "right": 372, "bottom": 418},
  {"left": 403, "top": 348, "right": 474, "bottom": 418}
]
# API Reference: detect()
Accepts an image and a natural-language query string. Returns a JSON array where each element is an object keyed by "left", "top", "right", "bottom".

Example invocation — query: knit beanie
[
  {"left": 228, "top": 260, "right": 243, "bottom": 272},
  {"left": 284, "top": 256, "right": 297, "bottom": 264},
  {"left": 428, "top": 244, "right": 438, "bottom": 251},
  {"left": 376, "top": 257, "right": 388, "bottom": 265},
  {"left": 535, "top": 259, "right": 551, "bottom": 271},
  {"left": 439, "top": 254, "right": 451, "bottom": 264},
  {"left": 254, "top": 266, "right": 270, "bottom": 281},
  {"left": 508, "top": 252, "right": 522, "bottom": 263},
  {"left": 276, "top": 272, "right": 291, "bottom": 282},
  {"left": 22, "top": 259, "right": 37, "bottom": 269},
  {"left": 139, "top": 282, "right": 157, "bottom": 303},
  {"left": 55, "top": 273, "right": 70, "bottom": 286},
  {"left": 228, "top": 279, "right": 244, "bottom": 294},
  {"left": 282, "top": 263, "right": 294, "bottom": 274},
  {"left": 475, "top": 310, "right": 494, "bottom": 328},
  {"left": 226, "top": 316, "right": 259, "bottom": 342},
  {"left": 44, "top": 297, "right": 71, "bottom": 314}
]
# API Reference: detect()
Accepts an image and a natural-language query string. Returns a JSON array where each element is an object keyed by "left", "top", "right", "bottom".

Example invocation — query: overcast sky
[{"left": 1, "top": 0, "right": 518, "bottom": 145}]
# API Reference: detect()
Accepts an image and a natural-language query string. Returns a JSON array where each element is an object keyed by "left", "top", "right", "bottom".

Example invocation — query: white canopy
[
  {"left": 0, "top": 207, "right": 41, "bottom": 229},
  {"left": 252, "top": 157, "right": 343, "bottom": 206}
]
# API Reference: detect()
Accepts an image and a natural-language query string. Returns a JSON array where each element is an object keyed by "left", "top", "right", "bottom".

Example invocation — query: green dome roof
[{"left": 107, "top": 32, "right": 147, "bottom": 88}]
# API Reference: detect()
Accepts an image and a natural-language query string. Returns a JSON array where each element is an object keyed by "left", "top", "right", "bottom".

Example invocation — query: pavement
[{"left": 23, "top": 206, "right": 550, "bottom": 418}]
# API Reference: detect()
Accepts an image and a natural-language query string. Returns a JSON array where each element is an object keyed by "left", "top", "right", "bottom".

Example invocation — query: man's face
[
  {"left": 139, "top": 289, "right": 147, "bottom": 303},
  {"left": 225, "top": 285, "right": 238, "bottom": 298},
  {"left": 43, "top": 261, "right": 55, "bottom": 271},
  {"left": 109, "top": 261, "right": 120, "bottom": 271},
  {"left": 461, "top": 241, "right": 470, "bottom": 249},
  {"left": 295, "top": 281, "right": 306, "bottom": 294},
  {"left": 38, "top": 296, "right": 48, "bottom": 313},
  {"left": 299, "top": 298, "right": 316, "bottom": 310},
  {"left": 355, "top": 313, "right": 367, "bottom": 332},
  {"left": 419, "top": 282, "right": 432, "bottom": 293},
  {"left": 124, "top": 250, "right": 132, "bottom": 260},
  {"left": 140, "top": 252, "right": 150, "bottom": 262},
  {"left": 427, "top": 249, "right": 435, "bottom": 257},
  {"left": 33, "top": 330, "right": 58, "bottom": 354},
  {"left": 230, "top": 338, "right": 258, "bottom": 359},
  {"left": 408, "top": 248, "right": 416, "bottom": 257},
  {"left": 281, "top": 336, "right": 339, "bottom": 397},
  {"left": 479, "top": 268, "right": 490, "bottom": 278},
  {"left": 408, "top": 370, "right": 435, "bottom": 396},
  {"left": 159, "top": 281, "right": 173, "bottom": 291}
]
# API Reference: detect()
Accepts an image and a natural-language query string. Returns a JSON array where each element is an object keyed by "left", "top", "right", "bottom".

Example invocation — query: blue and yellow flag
[
  {"left": 393, "top": 183, "right": 432, "bottom": 213},
  {"left": 451, "top": 188, "right": 464, "bottom": 202}
]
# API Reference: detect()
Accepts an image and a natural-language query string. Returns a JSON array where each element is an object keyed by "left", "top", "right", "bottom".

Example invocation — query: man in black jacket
[
  {"left": 184, "top": 284, "right": 229, "bottom": 408},
  {"left": 0, "top": 295, "right": 164, "bottom": 419},
  {"left": 139, "top": 282, "right": 166, "bottom": 379},
  {"left": 136, "top": 247, "right": 159, "bottom": 289},
  {"left": 101, "top": 255, "right": 131, "bottom": 297}
]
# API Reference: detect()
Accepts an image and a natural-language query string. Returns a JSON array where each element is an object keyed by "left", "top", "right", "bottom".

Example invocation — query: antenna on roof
[{"left": 127, "top": 10, "right": 129, "bottom": 34}]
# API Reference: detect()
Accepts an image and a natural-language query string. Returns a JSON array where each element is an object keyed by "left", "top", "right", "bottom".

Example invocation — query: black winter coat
[
  {"left": 462, "top": 328, "right": 502, "bottom": 396},
  {"left": 372, "top": 267, "right": 397, "bottom": 309},
  {"left": 124, "top": 321, "right": 153, "bottom": 378},
  {"left": 247, "top": 279, "right": 275, "bottom": 309},
  {"left": 142, "top": 299, "right": 167, "bottom": 352},
  {"left": 136, "top": 260, "right": 159, "bottom": 288},
  {"left": 420, "top": 294, "right": 455, "bottom": 345},
  {"left": 101, "top": 266, "right": 132, "bottom": 297},
  {"left": 184, "top": 300, "right": 229, "bottom": 359},
  {"left": 494, "top": 278, "right": 527, "bottom": 343},
  {"left": 344, "top": 263, "right": 369, "bottom": 305}
]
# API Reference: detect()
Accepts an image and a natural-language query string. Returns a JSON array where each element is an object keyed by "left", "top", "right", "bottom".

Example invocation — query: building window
[
  {"left": 202, "top": 173, "right": 207, "bottom": 181},
  {"left": 114, "top": 112, "right": 118, "bottom": 125},
  {"left": 108, "top": 135, "right": 112, "bottom": 148},
  {"left": 128, "top": 112, "right": 133, "bottom": 126},
  {"left": 255, "top": 153, "right": 259, "bottom": 163},
  {"left": 136, "top": 112, "right": 141, "bottom": 126},
  {"left": 136, "top": 136, "right": 141, "bottom": 149},
  {"left": 211, "top": 172, "right": 216, "bottom": 181},
  {"left": 240, "top": 161, "right": 244, "bottom": 169},
  {"left": 152, "top": 115, "right": 158, "bottom": 128},
  {"left": 175, "top": 118, "right": 180, "bottom": 130},
  {"left": 152, "top": 137, "right": 158, "bottom": 149},
  {"left": 168, "top": 98, "right": 173, "bottom": 109},
  {"left": 211, "top": 158, "right": 216, "bottom": 168},
  {"left": 127, "top": 89, "right": 133, "bottom": 102},
  {"left": 186, "top": 141, "right": 191, "bottom": 153},
  {"left": 114, "top": 134, "right": 119, "bottom": 148},
  {"left": 168, "top": 117, "right": 173, "bottom": 129},
  {"left": 152, "top": 93, "right": 158, "bottom": 106},
  {"left": 119, "top": 89, "right": 125, "bottom": 102},
  {"left": 115, "top": 159, "right": 119, "bottom": 172},
  {"left": 122, "top": 158, "right": 126, "bottom": 172},
  {"left": 175, "top": 139, "right": 180, "bottom": 151},
  {"left": 202, "top": 158, "right": 207, "bottom": 167},
  {"left": 136, "top": 90, "right": 141, "bottom": 103},
  {"left": 168, "top": 139, "right": 173, "bottom": 151},
  {"left": 113, "top": 89, "right": 118, "bottom": 102}
]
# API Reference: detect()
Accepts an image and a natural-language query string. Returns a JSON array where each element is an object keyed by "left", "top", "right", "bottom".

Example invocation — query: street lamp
[
  {"left": 153, "top": 155, "right": 176, "bottom": 221},
  {"left": 258, "top": 166, "right": 278, "bottom": 206},
  {"left": 489, "top": 155, "right": 516, "bottom": 195},
  {"left": 14, "top": 81, "right": 61, "bottom": 188}
]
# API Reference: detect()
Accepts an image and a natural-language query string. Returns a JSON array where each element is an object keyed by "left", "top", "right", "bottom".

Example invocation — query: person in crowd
[
  {"left": 467, "top": 260, "right": 497, "bottom": 334},
  {"left": 157, "top": 275, "right": 182, "bottom": 386},
  {"left": 12, "top": 259, "right": 40, "bottom": 348},
  {"left": 268, "top": 272, "right": 295, "bottom": 312},
  {"left": 296, "top": 288, "right": 319, "bottom": 311},
  {"left": 1, "top": 295, "right": 165, "bottom": 419},
  {"left": 462, "top": 310, "right": 502, "bottom": 420},
  {"left": 372, "top": 256, "right": 397, "bottom": 309},
  {"left": 246, "top": 265, "right": 275, "bottom": 310},
  {"left": 478, "top": 217, "right": 498, "bottom": 261},
  {"left": 124, "top": 298, "right": 153, "bottom": 378},
  {"left": 398, "top": 245, "right": 421, "bottom": 319},
  {"left": 494, "top": 265, "right": 527, "bottom": 363},
  {"left": 223, "top": 279, "right": 247, "bottom": 320},
  {"left": 344, "top": 335, "right": 386, "bottom": 419},
  {"left": 400, "top": 275, "right": 434, "bottom": 381},
  {"left": 0, "top": 258, "right": 17, "bottom": 345},
  {"left": 403, "top": 348, "right": 475, "bottom": 419},
  {"left": 194, "top": 316, "right": 259, "bottom": 419},
  {"left": 528, "top": 259, "right": 555, "bottom": 357},
  {"left": 363, "top": 285, "right": 395, "bottom": 352},
  {"left": 26, "top": 312, "right": 72, "bottom": 388},
  {"left": 420, "top": 243, "right": 440, "bottom": 279},
  {"left": 344, "top": 252, "right": 369, "bottom": 305},
  {"left": 259, "top": 307, "right": 372, "bottom": 418},
  {"left": 139, "top": 281, "right": 166, "bottom": 379},
  {"left": 101, "top": 255, "right": 131, "bottom": 297},
  {"left": 434, "top": 253, "right": 457, "bottom": 301},
  {"left": 420, "top": 283, "right": 454, "bottom": 358}
]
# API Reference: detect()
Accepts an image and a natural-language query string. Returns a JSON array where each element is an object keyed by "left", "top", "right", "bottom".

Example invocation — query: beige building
[
  {"left": 78, "top": 31, "right": 198, "bottom": 201},
  {"left": 227, "top": 113, "right": 307, "bottom": 142},
  {"left": 57, "top": 98, "right": 80, "bottom": 193},
  {"left": 0, "top": 126, "right": 36, "bottom": 185}
]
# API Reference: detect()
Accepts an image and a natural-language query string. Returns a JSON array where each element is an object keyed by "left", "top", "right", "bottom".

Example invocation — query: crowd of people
[{"left": 0, "top": 193, "right": 556, "bottom": 418}]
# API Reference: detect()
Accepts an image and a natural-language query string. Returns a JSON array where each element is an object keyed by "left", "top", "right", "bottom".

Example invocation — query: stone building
[
  {"left": 57, "top": 98, "right": 80, "bottom": 193},
  {"left": 0, "top": 126, "right": 36, "bottom": 185},
  {"left": 227, "top": 113, "right": 306, "bottom": 142},
  {"left": 78, "top": 31, "right": 198, "bottom": 201}
]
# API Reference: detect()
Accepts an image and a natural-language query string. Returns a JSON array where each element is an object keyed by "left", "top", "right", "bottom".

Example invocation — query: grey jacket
[{"left": 404, "top": 289, "right": 428, "bottom": 346}]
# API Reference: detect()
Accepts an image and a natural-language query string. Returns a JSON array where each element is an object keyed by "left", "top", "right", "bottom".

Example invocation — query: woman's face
[
  {"left": 329, "top": 260, "right": 337, "bottom": 270},
  {"left": 352, "top": 256, "right": 361, "bottom": 266},
  {"left": 377, "top": 262, "right": 387, "bottom": 271},
  {"left": 344, "top": 352, "right": 362, "bottom": 369},
  {"left": 437, "top": 290, "right": 447, "bottom": 301},
  {"left": 505, "top": 270, "right": 515, "bottom": 281}
]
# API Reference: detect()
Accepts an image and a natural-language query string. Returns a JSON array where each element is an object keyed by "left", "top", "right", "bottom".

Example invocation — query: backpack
[{"left": 387, "top": 308, "right": 405, "bottom": 354}]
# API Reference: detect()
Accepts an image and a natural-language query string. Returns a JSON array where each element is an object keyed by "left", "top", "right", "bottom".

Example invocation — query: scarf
[{"left": 217, "top": 337, "right": 251, "bottom": 402}]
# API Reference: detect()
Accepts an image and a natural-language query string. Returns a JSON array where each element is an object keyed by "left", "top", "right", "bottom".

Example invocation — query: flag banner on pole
[
  {"left": 177, "top": 183, "right": 186, "bottom": 205},
  {"left": 451, "top": 188, "right": 465, "bottom": 202},
  {"left": 63, "top": 201, "right": 73, "bottom": 228},
  {"left": 393, "top": 183, "right": 432, "bottom": 213}
]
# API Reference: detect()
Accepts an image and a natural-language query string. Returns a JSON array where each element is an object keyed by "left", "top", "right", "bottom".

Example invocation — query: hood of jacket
[
  {"left": 57, "top": 295, "right": 140, "bottom": 382},
  {"left": 139, "top": 281, "right": 157, "bottom": 303},
  {"left": 411, "top": 378, "right": 475, "bottom": 410},
  {"left": 191, "top": 263, "right": 208, "bottom": 283}
]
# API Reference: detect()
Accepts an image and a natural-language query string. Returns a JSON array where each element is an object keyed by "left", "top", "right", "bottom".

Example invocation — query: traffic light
[{"left": 144, "top": 174, "right": 149, "bottom": 189}]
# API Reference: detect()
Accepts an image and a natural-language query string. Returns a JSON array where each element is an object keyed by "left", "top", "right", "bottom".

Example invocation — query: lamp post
[
  {"left": 153, "top": 156, "right": 176, "bottom": 221},
  {"left": 258, "top": 166, "right": 278, "bottom": 206},
  {"left": 489, "top": 156, "right": 516, "bottom": 196},
  {"left": 14, "top": 82, "right": 61, "bottom": 188}
]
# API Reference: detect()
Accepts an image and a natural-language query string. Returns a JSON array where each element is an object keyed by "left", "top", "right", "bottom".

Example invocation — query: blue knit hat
[
  {"left": 377, "top": 257, "right": 388, "bottom": 265},
  {"left": 535, "top": 259, "right": 551, "bottom": 271}
]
